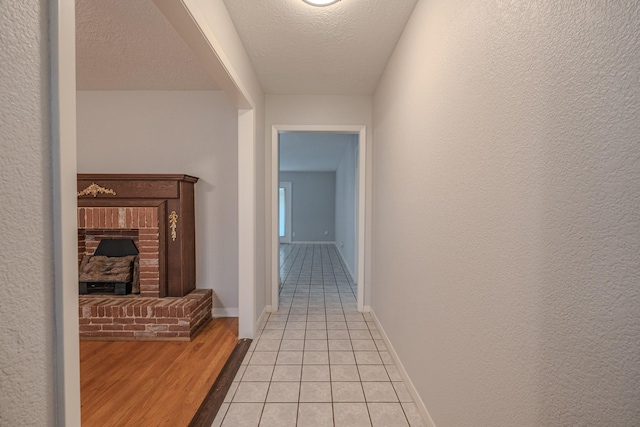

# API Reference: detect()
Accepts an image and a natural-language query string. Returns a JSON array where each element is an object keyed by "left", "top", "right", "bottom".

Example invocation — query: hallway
[{"left": 213, "top": 244, "right": 425, "bottom": 426}]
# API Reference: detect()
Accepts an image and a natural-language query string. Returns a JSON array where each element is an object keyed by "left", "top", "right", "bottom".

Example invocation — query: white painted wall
[
  {"left": 372, "top": 1, "right": 640, "bottom": 425},
  {"left": 188, "top": 0, "right": 264, "bottom": 105},
  {"left": 0, "top": 1, "right": 56, "bottom": 424},
  {"left": 335, "top": 138, "right": 358, "bottom": 282},
  {"left": 266, "top": 95, "right": 373, "bottom": 306},
  {"left": 279, "top": 132, "right": 352, "bottom": 172},
  {"left": 77, "top": 90, "right": 239, "bottom": 315},
  {"left": 279, "top": 172, "right": 336, "bottom": 242}
]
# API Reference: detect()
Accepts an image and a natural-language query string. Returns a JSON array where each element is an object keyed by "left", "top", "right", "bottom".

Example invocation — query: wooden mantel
[{"left": 77, "top": 174, "right": 198, "bottom": 298}]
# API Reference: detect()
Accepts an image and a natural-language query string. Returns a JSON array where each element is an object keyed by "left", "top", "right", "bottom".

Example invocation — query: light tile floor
[{"left": 212, "top": 244, "right": 425, "bottom": 427}]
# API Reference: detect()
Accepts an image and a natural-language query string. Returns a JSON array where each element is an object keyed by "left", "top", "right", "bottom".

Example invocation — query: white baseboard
[
  {"left": 290, "top": 241, "right": 336, "bottom": 245},
  {"left": 366, "top": 306, "right": 437, "bottom": 427},
  {"left": 335, "top": 244, "right": 357, "bottom": 283},
  {"left": 256, "top": 305, "right": 271, "bottom": 331},
  {"left": 211, "top": 307, "right": 238, "bottom": 318}
]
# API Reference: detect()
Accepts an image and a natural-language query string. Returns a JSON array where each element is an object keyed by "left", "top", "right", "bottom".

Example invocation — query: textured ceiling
[
  {"left": 76, "top": 0, "right": 218, "bottom": 90},
  {"left": 224, "top": 0, "right": 417, "bottom": 95},
  {"left": 280, "top": 133, "right": 355, "bottom": 171}
]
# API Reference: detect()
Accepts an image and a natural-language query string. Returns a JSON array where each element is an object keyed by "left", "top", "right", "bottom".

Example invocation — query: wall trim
[
  {"left": 51, "top": 0, "right": 81, "bottom": 425},
  {"left": 335, "top": 244, "right": 356, "bottom": 283},
  {"left": 366, "top": 306, "right": 437, "bottom": 427},
  {"left": 237, "top": 109, "right": 256, "bottom": 339},
  {"left": 290, "top": 241, "right": 336, "bottom": 245},
  {"left": 256, "top": 305, "right": 271, "bottom": 330},
  {"left": 212, "top": 307, "right": 239, "bottom": 318}
]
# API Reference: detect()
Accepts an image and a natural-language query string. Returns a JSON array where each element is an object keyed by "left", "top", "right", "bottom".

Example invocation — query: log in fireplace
[{"left": 79, "top": 238, "right": 139, "bottom": 295}]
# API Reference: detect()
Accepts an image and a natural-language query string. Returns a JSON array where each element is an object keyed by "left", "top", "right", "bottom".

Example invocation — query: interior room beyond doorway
[{"left": 277, "top": 131, "right": 360, "bottom": 309}]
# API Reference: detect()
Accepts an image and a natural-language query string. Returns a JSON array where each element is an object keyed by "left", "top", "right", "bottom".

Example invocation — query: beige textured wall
[
  {"left": 0, "top": 0, "right": 57, "bottom": 424},
  {"left": 372, "top": 0, "right": 640, "bottom": 425}
]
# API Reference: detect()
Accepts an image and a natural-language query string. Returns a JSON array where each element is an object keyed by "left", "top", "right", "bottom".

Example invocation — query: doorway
[{"left": 271, "top": 125, "right": 367, "bottom": 313}]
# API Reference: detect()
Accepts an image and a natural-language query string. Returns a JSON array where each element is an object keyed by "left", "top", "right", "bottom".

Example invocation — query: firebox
[{"left": 79, "top": 238, "right": 139, "bottom": 295}]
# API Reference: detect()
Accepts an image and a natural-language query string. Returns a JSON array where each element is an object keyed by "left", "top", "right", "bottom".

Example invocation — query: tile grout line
[{"left": 218, "top": 243, "right": 420, "bottom": 426}]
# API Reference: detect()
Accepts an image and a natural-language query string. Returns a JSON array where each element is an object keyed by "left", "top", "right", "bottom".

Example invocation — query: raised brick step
[{"left": 79, "top": 289, "right": 212, "bottom": 341}]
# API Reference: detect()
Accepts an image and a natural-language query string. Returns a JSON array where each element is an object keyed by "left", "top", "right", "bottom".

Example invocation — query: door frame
[
  {"left": 270, "top": 125, "right": 367, "bottom": 312},
  {"left": 51, "top": 1, "right": 81, "bottom": 424}
]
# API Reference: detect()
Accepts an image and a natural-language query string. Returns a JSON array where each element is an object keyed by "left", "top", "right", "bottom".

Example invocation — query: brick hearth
[{"left": 78, "top": 289, "right": 212, "bottom": 341}]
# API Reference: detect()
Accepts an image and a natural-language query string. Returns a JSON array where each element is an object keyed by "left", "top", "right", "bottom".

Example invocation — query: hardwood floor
[{"left": 81, "top": 317, "right": 238, "bottom": 427}]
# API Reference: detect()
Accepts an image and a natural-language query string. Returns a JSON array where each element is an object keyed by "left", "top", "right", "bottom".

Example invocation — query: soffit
[
  {"left": 76, "top": 0, "right": 218, "bottom": 90},
  {"left": 223, "top": 0, "right": 417, "bottom": 95},
  {"left": 280, "top": 133, "right": 355, "bottom": 172}
]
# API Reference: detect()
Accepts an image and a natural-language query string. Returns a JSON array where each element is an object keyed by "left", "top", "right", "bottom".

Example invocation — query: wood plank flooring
[{"left": 80, "top": 317, "right": 238, "bottom": 427}]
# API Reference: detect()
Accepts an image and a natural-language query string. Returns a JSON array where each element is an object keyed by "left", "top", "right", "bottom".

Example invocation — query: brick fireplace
[
  {"left": 78, "top": 207, "right": 160, "bottom": 297},
  {"left": 77, "top": 174, "right": 212, "bottom": 341}
]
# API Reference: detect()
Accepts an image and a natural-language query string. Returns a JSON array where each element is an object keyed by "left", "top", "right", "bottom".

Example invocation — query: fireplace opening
[{"left": 79, "top": 238, "right": 140, "bottom": 295}]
